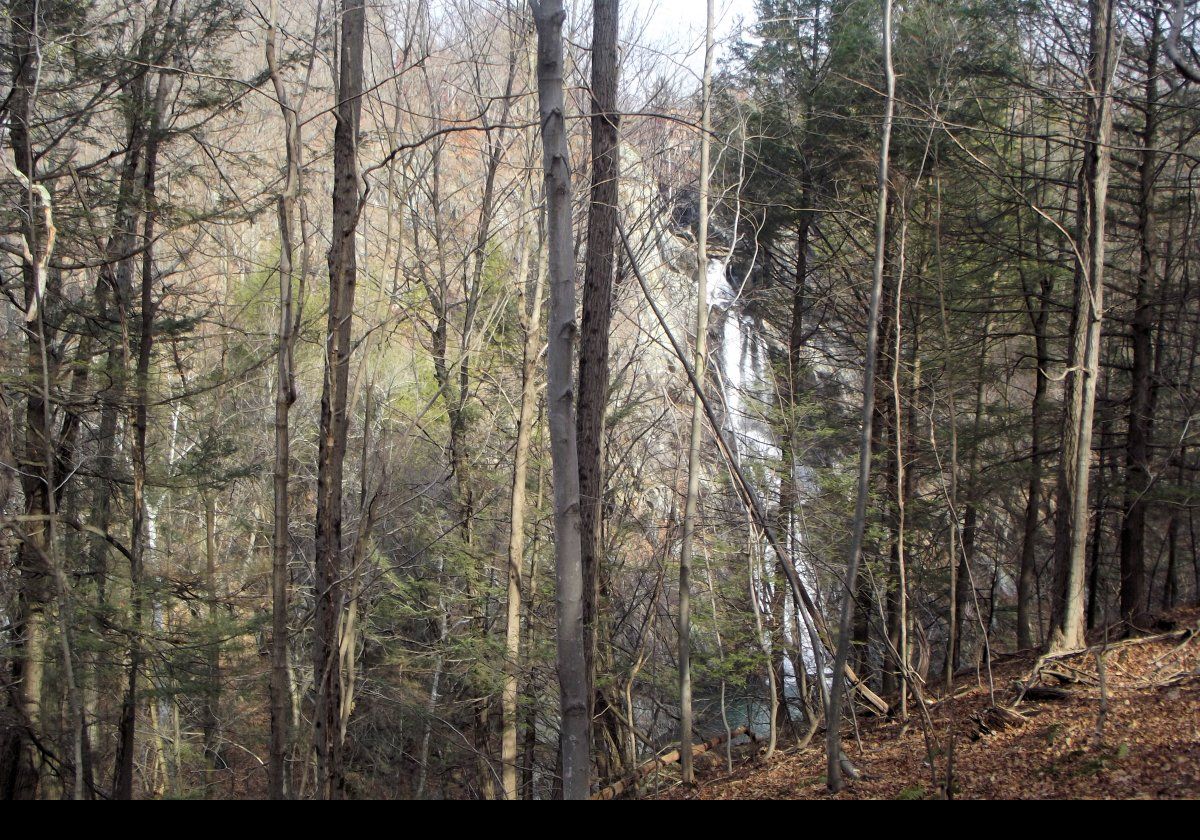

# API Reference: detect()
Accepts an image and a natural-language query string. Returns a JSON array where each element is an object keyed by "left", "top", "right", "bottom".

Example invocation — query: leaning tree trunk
[{"left": 531, "top": 0, "right": 590, "bottom": 800}]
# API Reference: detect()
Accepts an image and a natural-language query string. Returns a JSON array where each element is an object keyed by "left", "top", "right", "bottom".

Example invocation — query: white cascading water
[{"left": 708, "top": 259, "right": 819, "bottom": 711}]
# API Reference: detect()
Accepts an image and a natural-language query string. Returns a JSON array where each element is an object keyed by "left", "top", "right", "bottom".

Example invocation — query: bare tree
[
  {"left": 678, "top": 0, "right": 714, "bottom": 788},
  {"left": 1166, "top": 0, "right": 1200, "bottom": 83},
  {"left": 577, "top": 0, "right": 620, "bottom": 775},
  {"left": 313, "top": 0, "right": 366, "bottom": 800},
  {"left": 531, "top": 0, "right": 590, "bottom": 800},
  {"left": 1119, "top": 3, "right": 1161, "bottom": 625},
  {"left": 826, "top": 0, "right": 896, "bottom": 794},
  {"left": 502, "top": 177, "right": 544, "bottom": 800},
  {"left": 265, "top": 0, "right": 305, "bottom": 800},
  {"left": 1049, "top": 0, "right": 1115, "bottom": 653}
]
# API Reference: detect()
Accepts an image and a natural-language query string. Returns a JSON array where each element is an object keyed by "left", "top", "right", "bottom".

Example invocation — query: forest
[{"left": 1, "top": 0, "right": 1199, "bottom": 800}]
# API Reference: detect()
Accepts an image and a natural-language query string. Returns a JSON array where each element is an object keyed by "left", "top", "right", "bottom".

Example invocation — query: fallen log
[
  {"left": 1022, "top": 685, "right": 1074, "bottom": 702},
  {"left": 967, "top": 705, "right": 1029, "bottom": 741},
  {"left": 591, "top": 726, "right": 751, "bottom": 800}
]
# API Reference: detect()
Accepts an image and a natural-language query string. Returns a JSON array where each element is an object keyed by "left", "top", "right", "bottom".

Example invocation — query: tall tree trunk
[
  {"left": 531, "top": 0, "right": 589, "bottom": 800},
  {"left": 577, "top": 3, "right": 621, "bottom": 762},
  {"left": 265, "top": 0, "right": 302, "bottom": 798},
  {"left": 827, "top": 0, "right": 894, "bottom": 793},
  {"left": 953, "top": 316, "right": 990, "bottom": 672},
  {"left": 79, "top": 59, "right": 147, "bottom": 801},
  {"left": 313, "top": 0, "right": 364, "bottom": 800},
  {"left": 202, "top": 497, "right": 222, "bottom": 795},
  {"left": 1018, "top": 267, "right": 1052, "bottom": 650},
  {"left": 1088, "top": 399, "right": 1116, "bottom": 629},
  {"left": 114, "top": 62, "right": 170, "bottom": 799},
  {"left": 502, "top": 215, "right": 545, "bottom": 801},
  {"left": 465, "top": 46, "right": 519, "bottom": 802},
  {"left": 872, "top": 198, "right": 897, "bottom": 691},
  {"left": 825, "top": 0, "right": 896, "bottom": 791},
  {"left": 1, "top": 0, "right": 56, "bottom": 799},
  {"left": 1049, "top": 0, "right": 1115, "bottom": 653},
  {"left": 678, "top": 0, "right": 714, "bottom": 787},
  {"left": 1119, "top": 6, "right": 1160, "bottom": 626},
  {"left": 521, "top": 466, "right": 545, "bottom": 800},
  {"left": 933, "top": 174, "right": 962, "bottom": 691},
  {"left": 884, "top": 202, "right": 913, "bottom": 714},
  {"left": 779, "top": 211, "right": 812, "bottom": 590}
]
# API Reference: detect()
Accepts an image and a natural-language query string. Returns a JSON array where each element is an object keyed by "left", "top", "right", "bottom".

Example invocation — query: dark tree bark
[
  {"left": 1, "top": 0, "right": 50, "bottom": 800},
  {"left": 1088, "top": 395, "right": 1114, "bottom": 630},
  {"left": 1119, "top": 6, "right": 1161, "bottom": 625},
  {"left": 1018, "top": 266, "right": 1052, "bottom": 650},
  {"left": 870, "top": 205, "right": 897, "bottom": 688},
  {"left": 953, "top": 321, "right": 989, "bottom": 673},
  {"left": 114, "top": 56, "right": 171, "bottom": 801},
  {"left": 577, "top": 0, "right": 620, "bottom": 776},
  {"left": 313, "top": 0, "right": 365, "bottom": 800}
]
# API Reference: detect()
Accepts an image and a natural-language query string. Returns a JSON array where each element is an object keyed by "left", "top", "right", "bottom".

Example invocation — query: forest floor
[{"left": 655, "top": 606, "right": 1200, "bottom": 800}]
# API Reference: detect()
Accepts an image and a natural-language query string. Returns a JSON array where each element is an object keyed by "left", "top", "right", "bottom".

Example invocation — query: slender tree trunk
[
  {"left": 858, "top": 210, "right": 894, "bottom": 683},
  {"left": 77, "top": 62, "right": 146, "bottom": 801},
  {"left": 414, "top": 555, "right": 447, "bottom": 800},
  {"left": 521, "top": 467, "right": 544, "bottom": 800},
  {"left": 202, "top": 497, "right": 222, "bottom": 795},
  {"left": 747, "top": 518, "right": 777, "bottom": 758},
  {"left": 874, "top": 201, "right": 897, "bottom": 694},
  {"left": 2, "top": 0, "right": 79, "bottom": 799},
  {"left": 827, "top": 0, "right": 894, "bottom": 793},
  {"left": 779, "top": 215, "right": 813, "bottom": 701},
  {"left": 266, "top": 0, "right": 301, "bottom": 798},
  {"left": 953, "top": 317, "right": 989, "bottom": 672},
  {"left": 1088, "top": 399, "right": 1114, "bottom": 629},
  {"left": 769, "top": 577, "right": 796, "bottom": 741},
  {"left": 115, "top": 63, "right": 170, "bottom": 799},
  {"left": 1018, "top": 270, "right": 1052, "bottom": 650},
  {"left": 678, "top": 0, "right": 714, "bottom": 787},
  {"left": 885, "top": 203, "right": 912, "bottom": 718},
  {"left": 531, "top": 0, "right": 589, "bottom": 799},
  {"left": 461, "top": 50, "right": 520, "bottom": 799},
  {"left": 503, "top": 216, "right": 545, "bottom": 801},
  {"left": 933, "top": 175, "right": 962, "bottom": 691},
  {"left": 1164, "top": 513, "right": 1179, "bottom": 611}
]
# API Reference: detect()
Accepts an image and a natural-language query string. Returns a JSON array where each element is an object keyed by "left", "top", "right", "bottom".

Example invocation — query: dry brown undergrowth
[{"left": 657, "top": 607, "right": 1200, "bottom": 800}]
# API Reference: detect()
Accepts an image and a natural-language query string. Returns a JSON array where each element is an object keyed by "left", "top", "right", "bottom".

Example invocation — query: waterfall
[{"left": 709, "top": 259, "right": 820, "bottom": 706}]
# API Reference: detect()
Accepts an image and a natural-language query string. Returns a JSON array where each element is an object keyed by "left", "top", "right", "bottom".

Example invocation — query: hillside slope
[{"left": 659, "top": 608, "right": 1200, "bottom": 800}]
